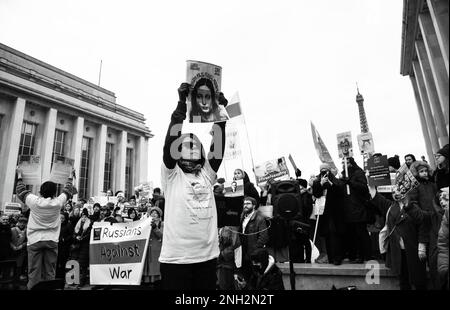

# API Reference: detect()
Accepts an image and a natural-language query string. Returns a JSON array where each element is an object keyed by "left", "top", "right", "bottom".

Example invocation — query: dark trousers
[
  {"left": 289, "top": 234, "right": 312, "bottom": 263},
  {"left": 160, "top": 258, "right": 217, "bottom": 290},
  {"left": 399, "top": 250, "right": 427, "bottom": 290},
  {"left": 325, "top": 232, "right": 344, "bottom": 263},
  {"left": 345, "top": 222, "right": 372, "bottom": 261}
]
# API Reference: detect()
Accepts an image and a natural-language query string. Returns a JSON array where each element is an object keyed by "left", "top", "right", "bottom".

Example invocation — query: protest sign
[
  {"left": 366, "top": 155, "right": 391, "bottom": 187},
  {"left": 216, "top": 195, "right": 243, "bottom": 228},
  {"left": 254, "top": 157, "right": 290, "bottom": 187},
  {"left": 310, "top": 122, "right": 338, "bottom": 174},
  {"left": 357, "top": 132, "right": 375, "bottom": 155},
  {"left": 377, "top": 173, "right": 396, "bottom": 193},
  {"left": 337, "top": 131, "right": 353, "bottom": 158},
  {"left": 18, "top": 155, "right": 41, "bottom": 185},
  {"left": 186, "top": 60, "right": 229, "bottom": 123},
  {"left": 223, "top": 179, "right": 244, "bottom": 197},
  {"left": 3, "top": 202, "right": 22, "bottom": 215},
  {"left": 89, "top": 217, "right": 152, "bottom": 285},
  {"left": 224, "top": 126, "right": 242, "bottom": 160},
  {"left": 50, "top": 157, "right": 74, "bottom": 184},
  {"left": 90, "top": 196, "right": 109, "bottom": 207},
  {"left": 394, "top": 164, "right": 419, "bottom": 196}
]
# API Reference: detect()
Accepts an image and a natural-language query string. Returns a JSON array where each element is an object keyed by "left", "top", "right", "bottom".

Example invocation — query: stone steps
[{"left": 277, "top": 262, "right": 399, "bottom": 290}]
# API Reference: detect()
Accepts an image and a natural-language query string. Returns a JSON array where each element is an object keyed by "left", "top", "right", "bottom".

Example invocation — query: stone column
[
  {"left": 419, "top": 11, "right": 449, "bottom": 130},
  {"left": 92, "top": 124, "right": 107, "bottom": 196},
  {"left": 135, "top": 136, "right": 148, "bottom": 185},
  {"left": 415, "top": 40, "right": 449, "bottom": 147},
  {"left": 427, "top": 0, "right": 449, "bottom": 76},
  {"left": 70, "top": 116, "right": 84, "bottom": 201},
  {"left": 412, "top": 60, "right": 440, "bottom": 153},
  {"left": 410, "top": 76, "right": 435, "bottom": 168},
  {"left": 40, "top": 108, "right": 57, "bottom": 182},
  {"left": 115, "top": 130, "right": 127, "bottom": 193},
  {"left": 0, "top": 97, "right": 25, "bottom": 208}
]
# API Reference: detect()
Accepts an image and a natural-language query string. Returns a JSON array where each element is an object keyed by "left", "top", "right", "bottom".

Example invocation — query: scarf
[{"left": 178, "top": 158, "right": 203, "bottom": 175}]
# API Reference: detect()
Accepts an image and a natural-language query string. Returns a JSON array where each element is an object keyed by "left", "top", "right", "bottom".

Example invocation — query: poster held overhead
[
  {"left": 254, "top": 157, "right": 290, "bottom": 187},
  {"left": 366, "top": 155, "right": 390, "bottom": 187},
  {"left": 186, "top": 60, "right": 229, "bottom": 123},
  {"left": 18, "top": 155, "right": 41, "bottom": 185},
  {"left": 394, "top": 164, "right": 419, "bottom": 197},
  {"left": 337, "top": 131, "right": 353, "bottom": 158},
  {"left": 50, "top": 156, "right": 74, "bottom": 185},
  {"left": 357, "top": 132, "right": 375, "bottom": 155}
]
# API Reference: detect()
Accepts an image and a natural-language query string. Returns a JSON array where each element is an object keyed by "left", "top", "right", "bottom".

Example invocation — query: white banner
[{"left": 89, "top": 217, "right": 152, "bottom": 285}]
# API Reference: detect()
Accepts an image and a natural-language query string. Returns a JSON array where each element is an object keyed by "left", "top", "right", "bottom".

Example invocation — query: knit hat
[
  {"left": 149, "top": 206, "right": 163, "bottom": 218},
  {"left": 436, "top": 144, "right": 449, "bottom": 159}
]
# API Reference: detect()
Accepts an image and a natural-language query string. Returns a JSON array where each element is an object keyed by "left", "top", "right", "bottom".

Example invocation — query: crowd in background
[{"left": 0, "top": 144, "right": 448, "bottom": 291}]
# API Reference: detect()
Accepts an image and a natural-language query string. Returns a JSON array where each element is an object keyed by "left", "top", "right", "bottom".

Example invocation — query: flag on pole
[{"left": 310, "top": 122, "right": 338, "bottom": 174}]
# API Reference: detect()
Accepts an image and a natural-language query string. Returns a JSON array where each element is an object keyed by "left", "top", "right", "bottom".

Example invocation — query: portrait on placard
[
  {"left": 186, "top": 60, "right": 229, "bottom": 123},
  {"left": 337, "top": 131, "right": 353, "bottom": 158},
  {"left": 254, "top": 157, "right": 290, "bottom": 187},
  {"left": 357, "top": 132, "right": 374, "bottom": 155},
  {"left": 223, "top": 179, "right": 244, "bottom": 197}
]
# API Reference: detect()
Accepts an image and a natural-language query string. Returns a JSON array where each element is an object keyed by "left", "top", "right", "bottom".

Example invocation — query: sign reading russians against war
[{"left": 89, "top": 217, "right": 152, "bottom": 285}]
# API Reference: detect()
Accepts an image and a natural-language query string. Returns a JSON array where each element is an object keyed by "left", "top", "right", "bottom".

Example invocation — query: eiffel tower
[{"left": 356, "top": 86, "right": 369, "bottom": 133}]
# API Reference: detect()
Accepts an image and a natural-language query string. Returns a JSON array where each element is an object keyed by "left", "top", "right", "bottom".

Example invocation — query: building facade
[
  {"left": 400, "top": 0, "right": 449, "bottom": 168},
  {"left": 0, "top": 43, "right": 152, "bottom": 209}
]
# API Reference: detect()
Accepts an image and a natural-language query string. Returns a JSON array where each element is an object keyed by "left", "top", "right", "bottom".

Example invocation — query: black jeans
[{"left": 160, "top": 258, "right": 217, "bottom": 290}]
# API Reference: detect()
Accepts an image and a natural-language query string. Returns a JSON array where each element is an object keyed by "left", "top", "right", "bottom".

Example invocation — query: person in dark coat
[
  {"left": 369, "top": 186, "right": 428, "bottom": 290},
  {"left": 0, "top": 215, "right": 12, "bottom": 260},
  {"left": 437, "top": 198, "right": 448, "bottom": 290},
  {"left": 239, "top": 197, "right": 269, "bottom": 281},
  {"left": 70, "top": 208, "right": 92, "bottom": 286},
  {"left": 433, "top": 144, "right": 449, "bottom": 190},
  {"left": 56, "top": 212, "right": 73, "bottom": 278},
  {"left": 340, "top": 157, "right": 372, "bottom": 263},
  {"left": 234, "top": 169, "right": 260, "bottom": 205},
  {"left": 312, "top": 163, "right": 346, "bottom": 265},
  {"left": 217, "top": 226, "right": 240, "bottom": 290},
  {"left": 408, "top": 160, "right": 442, "bottom": 289},
  {"left": 235, "top": 248, "right": 284, "bottom": 290}
]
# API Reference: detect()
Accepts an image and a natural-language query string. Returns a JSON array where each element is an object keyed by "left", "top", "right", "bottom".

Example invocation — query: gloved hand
[
  {"left": 295, "top": 168, "right": 302, "bottom": 178},
  {"left": 178, "top": 83, "right": 190, "bottom": 103},
  {"left": 217, "top": 92, "right": 228, "bottom": 107}
]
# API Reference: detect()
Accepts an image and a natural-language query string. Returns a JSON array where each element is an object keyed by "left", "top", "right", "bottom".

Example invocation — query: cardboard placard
[
  {"left": 367, "top": 155, "right": 390, "bottom": 187},
  {"left": 254, "top": 157, "right": 290, "bottom": 187},
  {"left": 337, "top": 131, "right": 353, "bottom": 158},
  {"left": 18, "top": 155, "right": 41, "bottom": 185}
]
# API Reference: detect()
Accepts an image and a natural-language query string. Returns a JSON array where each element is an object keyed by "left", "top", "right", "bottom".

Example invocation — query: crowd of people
[{"left": 0, "top": 82, "right": 448, "bottom": 291}]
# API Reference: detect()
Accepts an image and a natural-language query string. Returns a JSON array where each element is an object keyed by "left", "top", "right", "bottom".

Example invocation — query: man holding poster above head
[
  {"left": 186, "top": 60, "right": 229, "bottom": 123},
  {"left": 159, "top": 80, "right": 227, "bottom": 290}
]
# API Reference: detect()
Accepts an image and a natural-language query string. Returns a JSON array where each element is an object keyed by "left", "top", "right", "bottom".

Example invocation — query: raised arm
[
  {"left": 208, "top": 92, "right": 228, "bottom": 173},
  {"left": 15, "top": 169, "right": 31, "bottom": 206},
  {"left": 163, "top": 83, "right": 189, "bottom": 169}
]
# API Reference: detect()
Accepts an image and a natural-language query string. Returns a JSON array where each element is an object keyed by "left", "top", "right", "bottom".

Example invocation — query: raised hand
[
  {"left": 217, "top": 92, "right": 228, "bottom": 107},
  {"left": 178, "top": 82, "right": 191, "bottom": 103}
]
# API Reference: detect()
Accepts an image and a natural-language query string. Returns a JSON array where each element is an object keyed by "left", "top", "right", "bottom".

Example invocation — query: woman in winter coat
[
  {"left": 57, "top": 212, "right": 73, "bottom": 278},
  {"left": 234, "top": 169, "right": 260, "bottom": 205},
  {"left": 340, "top": 157, "right": 372, "bottom": 263},
  {"left": 369, "top": 185, "right": 428, "bottom": 290},
  {"left": 408, "top": 161, "right": 442, "bottom": 289},
  {"left": 142, "top": 206, "right": 163, "bottom": 288},
  {"left": 70, "top": 208, "right": 92, "bottom": 286},
  {"left": 437, "top": 195, "right": 448, "bottom": 290}
]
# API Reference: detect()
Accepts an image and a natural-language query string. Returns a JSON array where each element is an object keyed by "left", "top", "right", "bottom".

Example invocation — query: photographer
[{"left": 312, "top": 164, "right": 346, "bottom": 265}]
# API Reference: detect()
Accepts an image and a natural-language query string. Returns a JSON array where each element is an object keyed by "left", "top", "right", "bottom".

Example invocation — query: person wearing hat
[
  {"left": 409, "top": 160, "right": 441, "bottom": 289},
  {"left": 433, "top": 144, "right": 449, "bottom": 190},
  {"left": 71, "top": 208, "right": 92, "bottom": 286},
  {"left": 312, "top": 163, "right": 346, "bottom": 265},
  {"left": 115, "top": 191, "right": 126, "bottom": 215},
  {"left": 142, "top": 206, "right": 163, "bottom": 288}
]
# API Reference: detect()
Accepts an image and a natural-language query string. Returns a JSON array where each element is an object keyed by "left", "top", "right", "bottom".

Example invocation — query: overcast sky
[{"left": 0, "top": 0, "right": 427, "bottom": 188}]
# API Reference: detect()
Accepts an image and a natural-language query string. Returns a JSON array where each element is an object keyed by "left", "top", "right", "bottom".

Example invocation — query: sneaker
[{"left": 315, "top": 254, "right": 329, "bottom": 264}]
